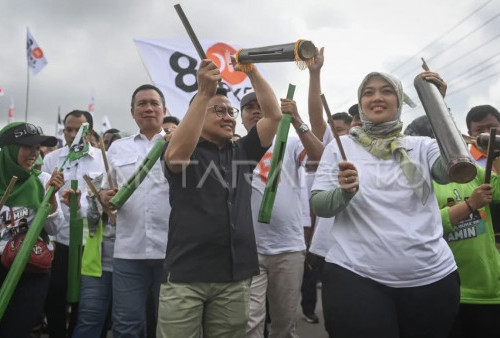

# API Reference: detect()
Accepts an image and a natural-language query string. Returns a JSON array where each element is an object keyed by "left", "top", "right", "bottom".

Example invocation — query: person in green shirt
[
  {"left": 433, "top": 166, "right": 500, "bottom": 338},
  {"left": 405, "top": 115, "right": 500, "bottom": 338}
]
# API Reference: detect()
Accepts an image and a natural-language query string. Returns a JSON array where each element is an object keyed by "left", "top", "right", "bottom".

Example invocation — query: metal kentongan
[
  {"left": 236, "top": 40, "right": 316, "bottom": 64},
  {"left": 414, "top": 76, "right": 476, "bottom": 183}
]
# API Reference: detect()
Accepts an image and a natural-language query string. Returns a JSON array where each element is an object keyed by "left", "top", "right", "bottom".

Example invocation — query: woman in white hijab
[{"left": 311, "top": 71, "right": 459, "bottom": 338}]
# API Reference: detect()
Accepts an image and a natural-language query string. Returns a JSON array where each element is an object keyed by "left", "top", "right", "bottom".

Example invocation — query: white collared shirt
[
  {"left": 250, "top": 137, "right": 307, "bottom": 255},
  {"left": 105, "top": 131, "right": 170, "bottom": 260},
  {"left": 42, "top": 145, "right": 105, "bottom": 246}
]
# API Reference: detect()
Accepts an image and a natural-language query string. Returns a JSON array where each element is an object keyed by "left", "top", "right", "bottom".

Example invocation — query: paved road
[{"left": 296, "top": 287, "right": 329, "bottom": 338}]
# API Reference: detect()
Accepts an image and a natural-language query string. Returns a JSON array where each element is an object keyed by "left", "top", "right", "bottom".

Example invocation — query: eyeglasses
[
  {"left": 208, "top": 105, "right": 239, "bottom": 119},
  {"left": 13, "top": 123, "right": 43, "bottom": 138}
]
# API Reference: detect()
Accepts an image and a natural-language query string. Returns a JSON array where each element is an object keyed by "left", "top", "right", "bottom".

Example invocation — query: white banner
[
  {"left": 26, "top": 28, "right": 48, "bottom": 75},
  {"left": 134, "top": 38, "right": 254, "bottom": 120}
]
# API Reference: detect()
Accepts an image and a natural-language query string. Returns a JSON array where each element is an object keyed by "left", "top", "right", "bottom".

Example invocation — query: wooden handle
[
  {"left": 320, "top": 94, "right": 347, "bottom": 161},
  {"left": 174, "top": 4, "right": 207, "bottom": 59},
  {"left": 98, "top": 138, "right": 115, "bottom": 190},
  {"left": 83, "top": 175, "right": 116, "bottom": 225},
  {"left": 484, "top": 128, "right": 497, "bottom": 184},
  {"left": 0, "top": 176, "right": 18, "bottom": 210},
  {"left": 421, "top": 57, "right": 430, "bottom": 71}
]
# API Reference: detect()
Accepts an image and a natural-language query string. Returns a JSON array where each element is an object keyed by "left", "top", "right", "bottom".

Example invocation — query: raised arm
[
  {"left": 246, "top": 67, "right": 282, "bottom": 147},
  {"left": 308, "top": 47, "right": 327, "bottom": 140},
  {"left": 165, "top": 59, "right": 220, "bottom": 173},
  {"left": 281, "top": 98, "right": 324, "bottom": 166}
]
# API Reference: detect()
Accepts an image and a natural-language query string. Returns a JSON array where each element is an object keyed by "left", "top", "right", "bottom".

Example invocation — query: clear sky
[{"left": 1, "top": 0, "right": 499, "bottom": 137}]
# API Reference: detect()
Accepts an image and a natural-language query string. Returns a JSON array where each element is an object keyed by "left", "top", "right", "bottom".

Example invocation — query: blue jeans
[
  {"left": 112, "top": 258, "right": 164, "bottom": 338},
  {"left": 72, "top": 271, "right": 113, "bottom": 338}
]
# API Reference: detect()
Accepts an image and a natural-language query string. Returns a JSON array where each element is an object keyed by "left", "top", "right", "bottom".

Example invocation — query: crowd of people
[{"left": 0, "top": 46, "right": 499, "bottom": 338}]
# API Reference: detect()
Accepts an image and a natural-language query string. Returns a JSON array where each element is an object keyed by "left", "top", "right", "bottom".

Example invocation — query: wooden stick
[
  {"left": 484, "top": 128, "right": 497, "bottom": 184},
  {"left": 320, "top": 94, "right": 347, "bottom": 161},
  {"left": 173, "top": 4, "right": 223, "bottom": 87},
  {"left": 421, "top": 57, "right": 430, "bottom": 71},
  {"left": 83, "top": 175, "right": 116, "bottom": 225},
  {"left": 174, "top": 4, "right": 207, "bottom": 59},
  {"left": 0, "top": 176, "right": 18, "bottom": 210},
  {"left": 98, "top": 138, "right": 115, "bottom": 190}
]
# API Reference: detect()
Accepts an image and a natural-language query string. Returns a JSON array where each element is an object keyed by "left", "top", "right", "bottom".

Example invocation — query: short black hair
[
  {"left": 331, "top": 112, "right": 352, "bottom": 125},
  {"left": 163, "top": 116, "right": 180, "bottom": 125},
  {"left": 131, "top": 84, "right": 166, "bottom": 109},
  {"left": 64, "top": 110, "right": 94, "bottom": 131},
  {"left": 404, "top": 115, "right": 434, "bottom": 138},
  {"left": 103, "top": 128, "right": 120, "bottom": 136},
  {"left": 466, "top": 105, "right": 500, "bottom": 131},
  {"left": 189, "top": 87, "right": 228, "bottom": 106},
  {"left": 108, "top": 132, "right": 123, "bottom": 145},
  {"left": 90, "top": 129, "right": 100, "bottom": 141}
]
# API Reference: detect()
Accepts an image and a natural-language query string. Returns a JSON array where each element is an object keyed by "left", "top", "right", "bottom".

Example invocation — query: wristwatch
[{"left": 297, "top": 123, "right": 310, "bottom": 135}]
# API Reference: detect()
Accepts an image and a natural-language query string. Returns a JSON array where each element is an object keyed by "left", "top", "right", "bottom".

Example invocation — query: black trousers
[
  {"left": 300, "top": 255, "right": 322, "bottom": 315},
  {"left": 322, "top": 263, "right": 460, "bottom": 338},
  {"left": 448, "top": 303, "right": 500, "bottom": 338},
  {"left": 0, "top": 264, "right": 50, "bottom": 338}
]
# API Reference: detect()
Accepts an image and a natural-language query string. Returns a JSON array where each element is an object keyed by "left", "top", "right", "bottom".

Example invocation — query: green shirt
[{"left": 433, "top": 166, "right": 500, "bottom": 304}]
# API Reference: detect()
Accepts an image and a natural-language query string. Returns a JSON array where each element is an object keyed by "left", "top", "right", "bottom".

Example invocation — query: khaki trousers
[
  {"left": 157, "top": 277, "right": 252, "bottom": 338},
  {"left": 246, "top": 251, "right": 305, "bottom": 338}
]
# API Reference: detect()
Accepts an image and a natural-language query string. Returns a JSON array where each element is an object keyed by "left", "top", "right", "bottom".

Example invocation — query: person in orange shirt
[
  {"left": 466, "top": 104, "right": 500, "bottom": 251},
  {"left": 467, "top": 105, "right": 500, "bottom": 171}
]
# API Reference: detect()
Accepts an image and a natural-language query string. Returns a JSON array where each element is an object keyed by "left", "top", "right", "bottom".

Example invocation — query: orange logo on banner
[
  {"left": 32, "top": 47, "right": 44, "bottom": 59},
  {"left": 206, "top": 43, "right": 247, "bottom": 85}
]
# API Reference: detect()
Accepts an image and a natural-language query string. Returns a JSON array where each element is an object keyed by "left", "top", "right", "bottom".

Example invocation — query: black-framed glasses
[
  {"left": 13, "top": 123, "right": 43, "bottom": 138},
  {"left": 208, "top": 105, "right": 239, "bottom": 119}
]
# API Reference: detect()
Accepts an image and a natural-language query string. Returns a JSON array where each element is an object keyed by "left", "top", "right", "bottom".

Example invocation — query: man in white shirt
[
  {"left": 42, "top": 110, "right": 105, "bottom": 337},
  {"left": 100, "top": 84, "right": 170, "bottom": 337},
  {"left": 243, "top": 92, "right": 324, "bottom": 338}
]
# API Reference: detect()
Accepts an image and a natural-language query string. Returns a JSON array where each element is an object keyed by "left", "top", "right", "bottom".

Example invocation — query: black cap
[
  {"left": 240, "top": 92, "right": 257, "bottom": 111},
  {"left": 0, "top": 123, "right": 58, "bottom": 147},
  {"left": 348, "top": 104, "right": 359, "bottom": 117}
]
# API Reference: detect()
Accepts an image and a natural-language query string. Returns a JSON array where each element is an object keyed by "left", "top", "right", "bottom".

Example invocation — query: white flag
[
  {"left": 27, "top": 27, "right": 48, "bottom": 75},
  {"left": 88, "top": 93, "right": 95, "bottom": 117},
  {"left": 134, "top": 38, "right": 254, "bottom": 120},
  {"left": 101, "top": 115, "right": 112, "bottom": 135},
  {"left": 7, "top": 96, "right": 14, "bottom": 123}
]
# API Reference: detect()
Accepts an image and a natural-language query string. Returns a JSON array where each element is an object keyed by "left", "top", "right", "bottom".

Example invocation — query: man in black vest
[{"left": 159, "top": 58, "right": 281, "bottom": 337}]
